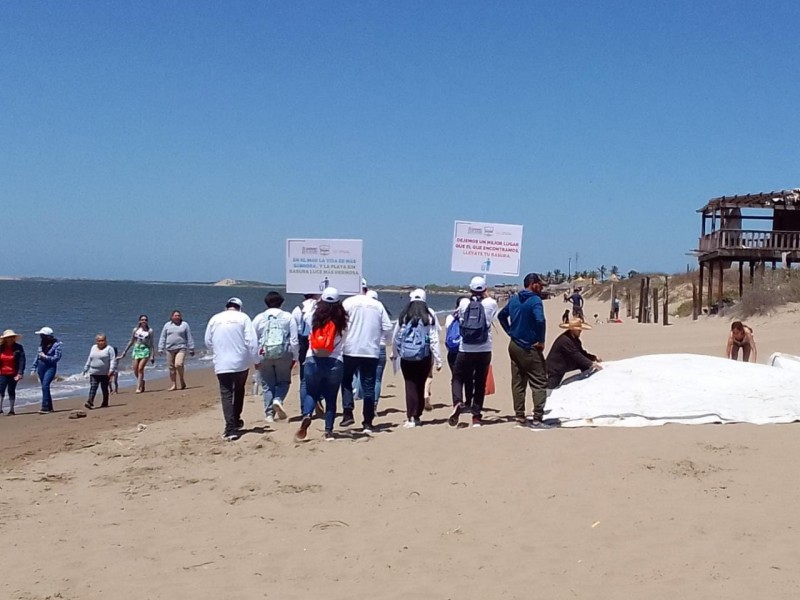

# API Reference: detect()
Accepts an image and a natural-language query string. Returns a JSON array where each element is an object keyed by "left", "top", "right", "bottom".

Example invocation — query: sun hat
[
  {"left": 321, "top": 287, "right": 340, "bottom": 303},
  {"left": 559, "top": 318, "right": 593, "bottom": 331},
  {"left": 409, "top": 288, "right": 427, "bottom": 302},
  {"left": 366, "top": 290, "right": 379, "bottom": 300},
  {"left": 469, "top": 276, "right": 487, "bottom": 293},
  {"left": 35, "top": 326, "right": 54, "bottom": 336},
  {"left": 226, "top": 297, "right": 243, "bottom": 309},
  {"left": 0, "top": 329, "right": 21, "bottom": 341}
]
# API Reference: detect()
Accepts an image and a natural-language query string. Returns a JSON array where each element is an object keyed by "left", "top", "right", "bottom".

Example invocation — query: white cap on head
[
  {"left": 409, "top": 288, "right": 427, "bottom": 302},
  {"left": 226, "top": 297, "right": 243, "bottom": 309},
  {"left": 321, "top": 287, "right": 340, "bottom": 303},
  {"left": 35, "top": 326, "right": 54, "bottom": 336},
  {"left": 366, "top": 290, "right": 379, "bottom": 300},
  {"left": 469, "top": 276, "right": 487, "bottom": 292}
]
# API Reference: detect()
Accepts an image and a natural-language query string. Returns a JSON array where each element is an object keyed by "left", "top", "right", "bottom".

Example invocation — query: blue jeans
[
  {"left": 259, "top": 356, "right": 293, "bottom": 416},
  {"left": 352, "top": 347, "right": 387, "bottom": 405},
  {"left": 341, "top": 355, "right": 379, "bottom": 427},
  {"left": 37, "top": 364, "right": 57, "bottom": 411},
  {"left": 302, "top": 357, "right": 343, "bottom": 432}
]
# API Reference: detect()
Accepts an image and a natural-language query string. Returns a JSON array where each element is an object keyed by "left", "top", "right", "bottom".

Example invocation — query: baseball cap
[
  {"left": 226, "top": 297, "right": 243, "bottom": 309},
  {"left": 523, "top": 273, "right": 542, "bottom": 287},
  {"left": 35, "top": 326, "right": 54, "bottom": 336},
  {"left": 366, "top": 290, "right": 379, "bottom": 300},
  {"left": 469, "top": 276, "right": 487, "bottom": 292},
  {"left": 409, "top": 288, "right": 427, "bottom": 302},
  {"left": 321, "top": 287, "right": 340, "bottom": 303}
]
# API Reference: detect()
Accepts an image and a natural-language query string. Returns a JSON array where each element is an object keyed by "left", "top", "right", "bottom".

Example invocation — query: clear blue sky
[{"left": 3, "top": 1, "right": 799, "bottom": 285}]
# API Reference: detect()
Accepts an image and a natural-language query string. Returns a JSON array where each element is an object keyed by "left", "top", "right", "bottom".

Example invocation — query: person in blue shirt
[
  {"left": 570, "top": 289, "right": 585, "bottom": 321},
  {"left": 498, "top": 273, "right": 550, "bottom": 429}
]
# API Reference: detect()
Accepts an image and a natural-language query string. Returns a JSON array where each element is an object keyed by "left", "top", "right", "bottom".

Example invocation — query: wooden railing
[{"left": 699, "top": 229, "right": 800, "bottom": 252}]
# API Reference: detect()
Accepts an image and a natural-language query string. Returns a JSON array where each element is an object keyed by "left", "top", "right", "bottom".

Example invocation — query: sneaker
[
  {"left": 403, "top": 419, "right": 416, "bottom": 429},
  {"left": 414, "top": 417, "right": 422, "bottom": 427},
  {"left": 362, "top": 425, "right": 373, "bottom": 435},
  {"left": 295, "top": 416, "right": 312, "bottom": 441},
  {"left": 265, "top": 415, "right": 275, "bottom": 424},
  {"left": 222, "top": 433, "right": 239, "bottom": 442},
  {"left": 323, "top": 431, "right": 335, "bottom": 441},
  {"left": 38, "top": 409, "right": 54, "bottom": 415},
  {"left": 340, "top": 412, "right": 355, "bottom": 427},
  {"left": 84, "top": 402, "right": 94, "bottom": 410},
  {"left": 448, "top": 404, "right": 462, "bottom": 427},
  {"left": 471, "top": 416, "right": 482, "bottom": 428},
  {"left": 314, "top": 401, "right": 325, "bottom": 418},
  {"left": 424, "top": 398, "right": 433, "bottom": 412},
  {"left": 530, "top": 420, "right": 558, "bottom": 430},
  {"left": 237, "top": 419, "right": 245, "bottom": 430},
  {"left": 273, "top": 400, "right": 287, "bottom": 420}
]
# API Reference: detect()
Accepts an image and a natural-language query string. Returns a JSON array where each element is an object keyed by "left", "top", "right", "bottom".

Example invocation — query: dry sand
[{"left": 3, "top": 299, "right": 800, "bottom": 599}]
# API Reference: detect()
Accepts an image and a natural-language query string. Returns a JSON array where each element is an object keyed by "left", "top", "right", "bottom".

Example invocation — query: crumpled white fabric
[{"left": 547, "top": 353, "right": 800, "bottom": 427}]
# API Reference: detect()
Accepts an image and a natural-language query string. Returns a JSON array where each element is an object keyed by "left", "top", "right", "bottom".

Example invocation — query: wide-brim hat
[
  {"left": 0, "top": 329, "right": 21, "bottom": 341},
  {"left": 559, "top": 318, "right": 592, "bottom": 331}
]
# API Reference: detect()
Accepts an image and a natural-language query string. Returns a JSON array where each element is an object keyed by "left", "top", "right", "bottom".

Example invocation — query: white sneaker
[
  {"left": 362, "top": 427, "right": 373, "bottom": 436},
  {"left": 265, "top": 415, "right": 275, "bottom": 424},
  {"left": 273, "top": 400, "right": 287, "bottom": 420},
  {"left": 403, "top": 419, "right": 416, "bottom": 429}
]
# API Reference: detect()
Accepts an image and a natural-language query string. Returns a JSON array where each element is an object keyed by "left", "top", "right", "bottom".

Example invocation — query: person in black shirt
[{"left": 546, "top": 318, "right": 603, "bottom": 390}]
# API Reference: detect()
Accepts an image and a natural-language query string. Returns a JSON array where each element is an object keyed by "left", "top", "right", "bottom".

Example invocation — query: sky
[{"left": 2, "top": 1, "right": 799, "bottom": 285}]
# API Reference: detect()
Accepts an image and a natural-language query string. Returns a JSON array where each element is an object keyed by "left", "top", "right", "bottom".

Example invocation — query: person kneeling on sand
[
  {"left": 726, "top": 321, "right": 757, "bottom": 363},
  {"left": 546, "top": 318, "right": 603, "bottom": 391}
]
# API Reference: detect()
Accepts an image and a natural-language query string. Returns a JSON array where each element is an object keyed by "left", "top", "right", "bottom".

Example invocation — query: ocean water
[{"left": 0, "top": 280, "right": 460, "bottom": 408}]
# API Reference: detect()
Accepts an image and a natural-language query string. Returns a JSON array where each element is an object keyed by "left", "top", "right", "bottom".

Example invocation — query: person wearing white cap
[
  {"left": 352, "top": 289, "right": 391, "bottom": 405},
  {"left": 449, "top": 276, "right": 498, "bottom": 427},
  {"left": 204, "top": 297, "right": 260, "bottom": 441},
  {"left": 409, "top": 288, "right": 440, "bottom": 411},
  {"left": 31, "top": 326, "right": 62, "bottom": 414},
  {"left": 0, "top": 329, "right": 26, "bottom": 415},
  {"left": 340, "top": 281, "right": 393, "bottom": 433},
  {"left": 296, "top": 287, "right": 348, "bottom": 441}
]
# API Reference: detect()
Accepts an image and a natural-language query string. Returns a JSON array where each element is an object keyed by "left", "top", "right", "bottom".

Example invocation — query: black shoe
[
  {"left": 448, "top": 404, "right": 462, "bottom": 427},
  {"left": 100, "top": 403, "right": 108, "bottom": 408},
  {"left": 237, "top": 419, "right": 244, "bottom": 430},
  {"left": 530, "top": 419, "right": 558, "bottom": 430},
  {"left": 323, "top": 431, "right": 335, "bottom": 441},
  {"left": 84, "top": 402, "right": 94, "bottom": 410},
  {"left": 7, "top": 410, "right": 15, "bottom": 415},
  {"left": 340, "top": 412, "right": 355, "bottom": 427}
]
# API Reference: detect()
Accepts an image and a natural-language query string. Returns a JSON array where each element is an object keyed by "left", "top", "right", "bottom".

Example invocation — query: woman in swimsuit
[
  {"left": 120, "top": 315, "right": 155, "bottom": 392},
  {"left": 726, "top": 321, "right": 757, "bottom": 363}
]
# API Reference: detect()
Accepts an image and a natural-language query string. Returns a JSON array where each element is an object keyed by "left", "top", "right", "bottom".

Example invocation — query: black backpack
[{"left": 460, "top": 296, "right": 489, "bottom": 344}]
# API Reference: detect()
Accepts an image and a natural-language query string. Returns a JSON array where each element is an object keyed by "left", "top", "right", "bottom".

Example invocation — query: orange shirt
[{"left": 0, "top": 347, "right": 15, "bottom": 376}]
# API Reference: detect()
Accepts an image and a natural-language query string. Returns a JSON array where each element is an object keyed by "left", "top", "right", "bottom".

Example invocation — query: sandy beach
[{"left": 3, "top": 297, "right": 800, "bottom": 599}]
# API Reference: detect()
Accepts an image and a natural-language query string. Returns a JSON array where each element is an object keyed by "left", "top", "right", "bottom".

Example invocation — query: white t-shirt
[
  {"left": 204, "top": 309, "right": 260, "bottom": 374},
  {"left": 252, "top": 308, "right": 299, "bottom": 361},
  {"left": 291, "top": 298, "right": 317, "bottom": 338},
  {"left": 457, "top": 296, "right": 499, "bottom": 353},
  {"left": 342, "top": 294, "right": 393, "bottom": 358}
]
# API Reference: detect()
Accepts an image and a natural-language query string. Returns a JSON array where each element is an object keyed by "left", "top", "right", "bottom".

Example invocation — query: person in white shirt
[
  {"left": 352, "top": 289, "right": 391, "bottom": 405},
  {"left": 290, "top": 294, "right": 318, "bottom": 406},
  {"left": 295, "top": 287, "right": 348, "bottom": 442},
  {"left": 409, "top": 288, "right": 440, "bottom": 412},
  {"left": 82, "top": 333, "right": 117, "bottom": 410},
  {"left": 339, "top": 287, "right": 393, "bottom": 432},
  {"left": 392, "top": 296, "right": 442, "bottom": 428},
  {"left": 449, "top": 276, "right": 499, "bottom": 428},
  {"left": 204, "top": 297, "right": 260, "bottom": 441},
  {"left": 252, "top": 291, "right": 299, "bottom": 423}
]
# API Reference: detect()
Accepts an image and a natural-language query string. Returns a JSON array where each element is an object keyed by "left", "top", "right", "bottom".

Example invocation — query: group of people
[
  {"left": 0, "top": 327, "right": 63, "bottom": 415},
  {"left": 202, "top": 273, "right": 607, "bottom": 442}
]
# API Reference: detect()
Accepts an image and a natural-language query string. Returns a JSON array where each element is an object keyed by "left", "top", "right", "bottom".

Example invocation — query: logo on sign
[
  {"left": 320, "top": 245, "right": 331, "bottom": 256},
  {"left": 302, "top": 246, "right": 318, "bottom": 255},
  {"left": 483, "top": 226, "right": 494, "bottom": 236}
]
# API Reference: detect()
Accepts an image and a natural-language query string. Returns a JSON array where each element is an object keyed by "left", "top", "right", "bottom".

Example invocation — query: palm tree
[
  {"left": 553, "top": 268, "right": 563, "bottom": 283},
  {"left": 588, "top": 270, "right": 599, "bottom": 283},
  {"left": 628, "top": 269, "right": 639, "bottom": 279},
  {"left": 610, "top": 265, "right": 619, "bottom": 276},
  {"left": 598, "top": 265, "right": 607, "bottom": 282}
]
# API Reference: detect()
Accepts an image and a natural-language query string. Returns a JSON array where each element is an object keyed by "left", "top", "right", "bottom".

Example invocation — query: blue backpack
[
  {"left": 460, "top": 297, "right": 489, "bottom": 345},
  {"left": 445, "top": 312, "right": 462, "bottom": 351},
  {"left": 399, "top": 320, "right": 431, "bottom": 361}
]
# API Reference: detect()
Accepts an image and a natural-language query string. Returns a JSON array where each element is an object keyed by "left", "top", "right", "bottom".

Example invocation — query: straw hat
[
  {"left": 559, "top": 318, "right": 592, "bottom": 331},
  {"left": 0, "top": 329, "right": 21, "bottom": 341}
]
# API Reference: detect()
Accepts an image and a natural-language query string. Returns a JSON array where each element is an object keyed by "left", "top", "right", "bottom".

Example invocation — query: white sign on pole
[
  {"left": 451, "top": 221, "right": 523, "bottom": 277},
  {"left": 286, "top": 239, "right": 363, "bottom": 295}
]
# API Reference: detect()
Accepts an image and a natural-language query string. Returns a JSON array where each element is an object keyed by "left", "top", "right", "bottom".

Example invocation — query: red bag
[
  {"left": 485, "top": 364, "right": 496, "bottom": 396},
  {"left": 310, "top": 321, "right": 336, "bottom": 356}
]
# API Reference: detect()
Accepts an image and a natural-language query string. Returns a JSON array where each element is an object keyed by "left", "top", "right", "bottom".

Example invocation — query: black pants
[
  {"left": 451, "top": 351, "right": 492, "bottom": 417},
  {"left": 0, "top": 375, "right": 18, "bottom": 411},
  {"left": 87, "top": 374, "right": 110, "bottom": 407},
  {"left": 217, "top": 370, "right": 249, "bottom": 436},
  {"left": 401, "top": 356, "right": 432, "bottom": 420},
  {"left": 447, "top": 350, "right": 473, "bottom": 405}
]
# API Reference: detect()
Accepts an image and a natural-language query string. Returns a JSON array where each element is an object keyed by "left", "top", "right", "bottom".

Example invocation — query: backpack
[
  {"left": 445, "top": 312, "right": 462, "bottom": 351},
  {"left": 296, "top": 304, "right": 311, "bottom": 337},
  {"left": 460, "top": 297, "right": 489, "bottom": 345},
  {"left": 260, "top": 314, "right": 289, "bottom": 359},
  {"left": 309, "top": 320, "right": 336, "bottom": 357},
  {"left": 398, "top": 320, "right": 431, "bottom": 361}
]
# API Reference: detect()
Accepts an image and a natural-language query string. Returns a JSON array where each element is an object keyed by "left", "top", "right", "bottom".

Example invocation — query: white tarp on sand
[{"left": 548, "top": 353, "right": 800, "bottom": 427}]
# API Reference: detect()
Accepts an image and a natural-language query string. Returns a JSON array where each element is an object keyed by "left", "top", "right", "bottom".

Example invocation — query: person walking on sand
[
  {"left": 0, "top": 329, "right": 26, "bottom": 415},
  {"left": 449, "top": 276, "right": 498, "bottom": 428},
  {"left": 498, "top": 273, "right": 550, "bottom": 429},
  {"left": 31, "top": 326, "right": 62, "bottom": 414},
  {"left": 120, "top": 315, "right": 155, "bottom": 393},
  {"left": 546, "top": 318, "right": 603, "bottom": 390},
  {"left": 253, "top": 291, "right": 299, "bottom": 423},
  {"left": 291, "top": 293, "right": 319, "bottom": 408},
  {"left": 444, "top": 296, "right": 471, "bottom": 404},
  {"left": 295, "top": 287, "right": 348, "bottom": 442},
  {"left": 570, "top": 289, "right": 585, "bottom": 322},
  {"left": 408, "top": 288, "right": 441, "bottom": 412},
  {"left": 726, "top": 321, "right": 757, "bottom": 363},
  {"left": 339, "top": 282, "right": 393, "bottom": 434},
  {"left": 204, "top": 297, "right": 260, "bottom": 442},
  {"left": 158, "top": 310, "right": 196, "bottom": 391},
  {"left": 82, "top": 333, "right": 117, "bottom": 409},
  {"left": 392, "top": 294, "right": 442, "bottom": 428}
]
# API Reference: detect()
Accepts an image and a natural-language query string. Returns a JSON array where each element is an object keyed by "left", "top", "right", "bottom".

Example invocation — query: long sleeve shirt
[
  {"left": 342, "top": 294, "right": 394, "bottom": 358},
  {"left": 498, "top": 290, "right": 546, "bottom": 350},
  {"left": 546, "top": 331, "right": 597, "bottom": 384},
  {"left": 252, "top": 308, "right": 300, "bottom": 361},
  {"left": 158, "top": 321, "right": 196, "bottom": 352},
  {"left": 84, "top": 345, "right": 118, "bottom": 376},
  {"left": 32, "top": 341, "right": 63, "bottom": 370},
  {"left": 204, "top": 309, "right": 259, "bottom": 374},
  {"left": 392, "top": 318, "right": 443, "bottom": 369}
]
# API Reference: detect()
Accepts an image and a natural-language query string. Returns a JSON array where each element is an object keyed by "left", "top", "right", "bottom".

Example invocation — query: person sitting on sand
[
  {"left": 726, "top": 321, "right": 757, "bottom": 363},
  {"left": 562, "top": 308, "right": 570, "bottom": 324},
  {"left": 546, "top": 318, "right": 602, "bottom": 390}
]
